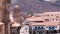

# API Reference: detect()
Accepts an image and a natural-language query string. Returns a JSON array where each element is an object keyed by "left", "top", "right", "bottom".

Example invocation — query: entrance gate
[{"left": 32, "top": 30, "right": 45, "bottom": 34}]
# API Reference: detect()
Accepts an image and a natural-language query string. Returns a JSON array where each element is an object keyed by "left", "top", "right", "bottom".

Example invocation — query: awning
[
  {"left": 11, "top": 23, "right": 21, "bottom": 27},
  {"left": 0, "top": 22, "right": 4, "bottom": 25},
  {"left": 31, "top": 22, "right": 59, "bottom": 26},
  {"left": 32, "top": 26, "right": 45, "bottom": 30}
]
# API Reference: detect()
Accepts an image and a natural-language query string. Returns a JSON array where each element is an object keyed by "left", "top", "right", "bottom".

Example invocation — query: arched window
[
  {"left": 45, "top": 19, "right": 49, "bottom": 22},
  {"left": 38, "top": 26, "right": 40, "bottom": 28},
  {"left": 51, "top": 15, "right": 53, "bottom": 16},
  {"left": 56, "top": 16, "right": 59, "bottom": 18},
  {"left": 52, "top": 19, "right": 54, "bottom": 21},
  {"left": 35, "top": 26, "right": 37, "bottom": 29},
  {"left": 46, "top": 15, "right": 49, "bottom": 16},
  {"left": 56, "top": 19, "right": 57, "bottom": 21},
  {"left": 43, "top": 15, "right": 45, "bottom": 17}
]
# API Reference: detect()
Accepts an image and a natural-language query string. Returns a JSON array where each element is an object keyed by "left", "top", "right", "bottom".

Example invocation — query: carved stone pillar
[{"left": 2, "top": 0, "right": 10, "bottom": 34}]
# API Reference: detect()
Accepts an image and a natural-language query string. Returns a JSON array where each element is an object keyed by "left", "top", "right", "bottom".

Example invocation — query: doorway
[{"left": 33, "top": 30, "right": 45, "bottom": 34}]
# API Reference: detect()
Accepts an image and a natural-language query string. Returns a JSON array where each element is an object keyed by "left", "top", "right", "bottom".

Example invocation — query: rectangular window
[
  {"left": 45, "top": 19, "right": 49, "bottom": 22},
  {"left": 46, "top": 15, "right": 49, "bottom": 16}
]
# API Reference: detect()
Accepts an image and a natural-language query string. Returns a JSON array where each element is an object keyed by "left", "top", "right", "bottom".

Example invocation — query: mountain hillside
[{"left": 10, "top": 0, "right": 60, "bottom": 13}]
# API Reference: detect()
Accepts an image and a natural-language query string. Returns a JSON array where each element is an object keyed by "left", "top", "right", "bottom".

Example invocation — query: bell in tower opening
[
  {"left": 10, "top": 5, "right": 22, "bottom": 34},
  {"left": 13, "top": 5, "right": 21, "bottom": 23}
]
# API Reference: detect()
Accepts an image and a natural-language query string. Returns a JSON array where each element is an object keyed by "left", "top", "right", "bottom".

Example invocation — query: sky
[
  {"left": 11, "top": 0, "right": 18, "bottom": 4},
  {"left": 11, "top": 0, "right": 58, "bottom": 4}
]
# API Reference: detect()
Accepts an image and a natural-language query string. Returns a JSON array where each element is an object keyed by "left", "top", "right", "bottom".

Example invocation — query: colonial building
[
  {"left": 10, "top": 5, "right": 22, "bottom": 34},
  {"left": 24, "top": 12, "right": 60, "bottom": 34}
]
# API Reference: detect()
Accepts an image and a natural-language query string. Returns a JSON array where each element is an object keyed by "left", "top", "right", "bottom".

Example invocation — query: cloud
[
  {"left": 11, "top": 0, "right": 18, "bottom": 4},
  {"left": 44, "top": 0, "right": 50, "bottom": 1},
  {"left": 50, "top": 0, "right": 57, "bottom": 3},
  {"left": 44, "top": 0, "right": 57, "bottom": 3}
]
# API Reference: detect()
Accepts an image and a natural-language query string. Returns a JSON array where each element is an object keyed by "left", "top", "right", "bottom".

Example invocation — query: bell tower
[{"left": 13, "top": 5, "right": 21, "bottom": 24}]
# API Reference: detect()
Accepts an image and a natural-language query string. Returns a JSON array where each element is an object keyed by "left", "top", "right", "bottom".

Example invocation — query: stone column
[
  {"left": 2, "top": 0, "right": 10, "bottom": 34},
  {"left": 0, "top": 0, "right": 4, "bottom": 22}
]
